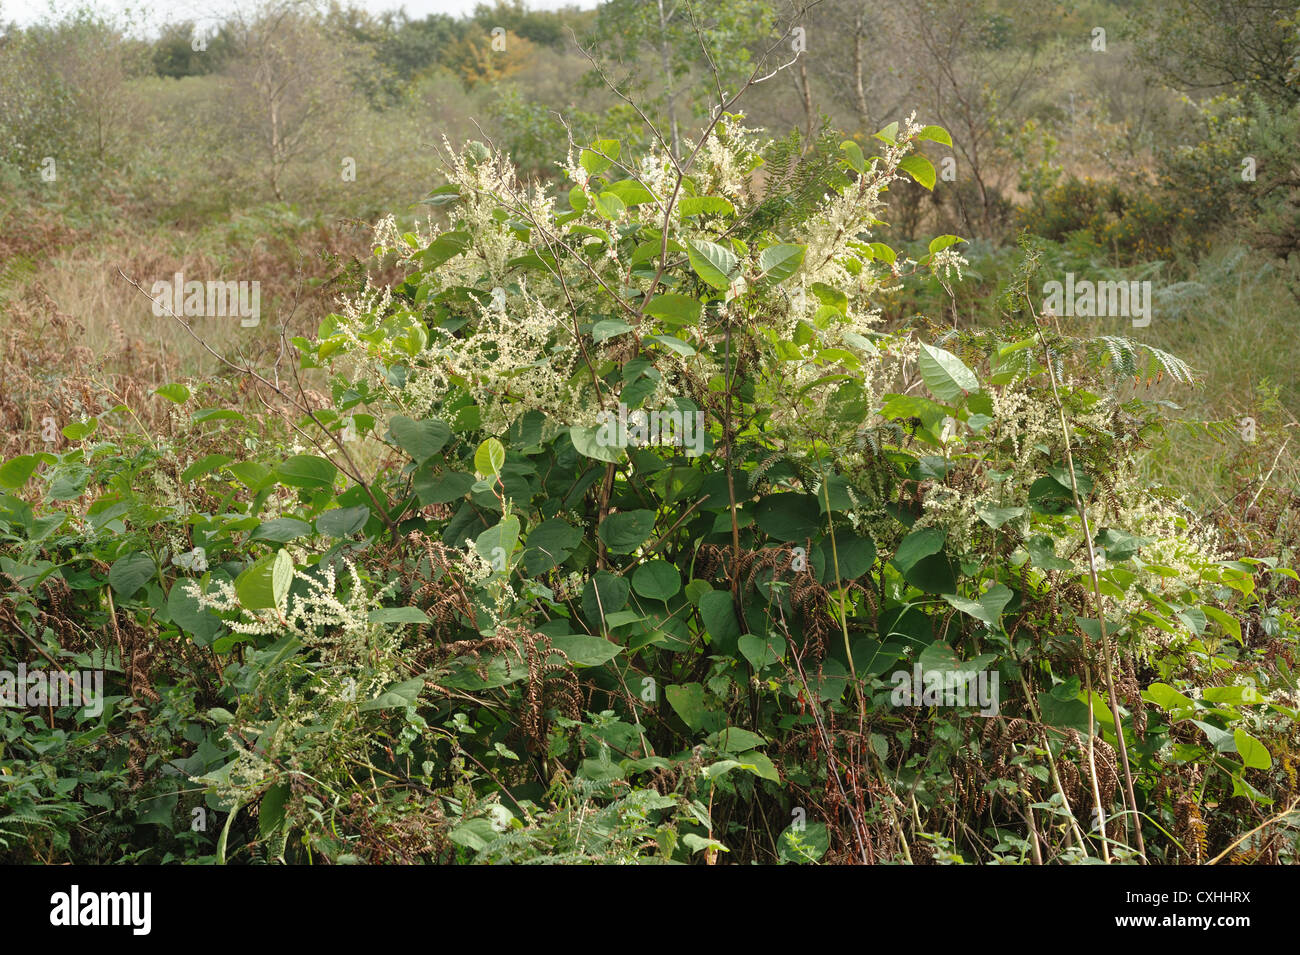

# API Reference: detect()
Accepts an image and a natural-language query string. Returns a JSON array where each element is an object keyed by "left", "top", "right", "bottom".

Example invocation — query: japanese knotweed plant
[
  {"left": 6, "top": 110, "right": 1292, "bottom": 864},
  {"left": 282, "top": 112, "right": 1300, "bottom": 864}
]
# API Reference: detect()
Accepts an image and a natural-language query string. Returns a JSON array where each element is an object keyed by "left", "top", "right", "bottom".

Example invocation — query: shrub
[{"left": 2, "top": 116, "right": 1298, "bottom": 865}]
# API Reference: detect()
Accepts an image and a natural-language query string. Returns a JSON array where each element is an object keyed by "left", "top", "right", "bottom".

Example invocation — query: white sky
[{"left": 1, "top": 0, "right": 599, "bottom": 32}]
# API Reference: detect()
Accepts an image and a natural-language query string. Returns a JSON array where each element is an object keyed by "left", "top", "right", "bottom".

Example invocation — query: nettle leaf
[
  {"left": 917, "top": 342, "right": 979, "bottom": 402},
  {"left": 758, "top": 243, "right": 806, "bottom": 284},
  {"left": 598, "top": 509, "right": 656, "bottom": 553},
  {"left": 686, "top": 239, "right": 740, "bottom": 290},
  {"left": 235, "top": 549, "right": 294, "bottom": 611},
  {"left": 387, "top": 415, "right": 451, "bottom": 464}
]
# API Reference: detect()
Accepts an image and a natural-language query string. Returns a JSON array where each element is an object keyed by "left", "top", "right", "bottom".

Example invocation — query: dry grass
[{"left": 0, "top": 196, "right": 390, "bottom": 458}]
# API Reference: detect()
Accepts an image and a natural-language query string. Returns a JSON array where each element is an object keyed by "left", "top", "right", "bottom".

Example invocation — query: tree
[
  {"left": 890, "top": 0, "right": 1058, "bottom": 238},
  {"left": 582, "top": 0, "right": 792, "bottom": 159},
  {"left": 152, "top": 19, "right": 232, "bottom": 78},
  {"left": 373, "top": 12, "right": 461, "bottom": 83},
  {"left": 440, "top": 26, "right": 536, "bottom": 87},
  {"left": 0, "top": 11, "right": 150, "bottom": 173},
  {"left": 217, "top": 2, "right": 366, "bottom": 201},
  {"left": 468, "top": 0, "right": 579, "bottom": 49},
  {"left": 797, "top": 0, "right": 909, "bottom": 136},
  {"left": 1138, "top": 0, "right": 1300, "bottom": 107}
]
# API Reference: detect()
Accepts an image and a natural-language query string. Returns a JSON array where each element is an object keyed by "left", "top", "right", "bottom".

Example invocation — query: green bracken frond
[{"left": 1088, "top": 335, "right": 1195, "bottom": 386}]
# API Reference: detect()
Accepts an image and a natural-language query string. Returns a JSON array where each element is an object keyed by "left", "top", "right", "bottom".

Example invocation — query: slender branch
[
  {"left": 116, "top": 269, "right": 397, "bottom": 534},
  {"left": 1030, "top": 298, "right": 1147, "bottom": 863}
]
